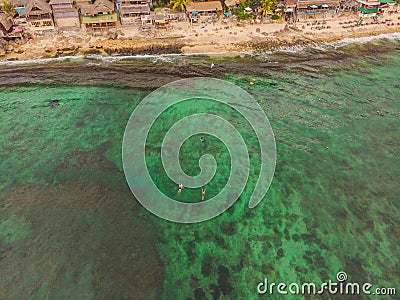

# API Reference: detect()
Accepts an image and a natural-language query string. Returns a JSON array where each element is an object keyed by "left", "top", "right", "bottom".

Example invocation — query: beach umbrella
[
  {"left": 309, "top": 4, "right": 318, "bottom": 18},
  {"left": 244, "top": 7, "right": 252, "bottom": 12},
  {"left": 191, "top": 11, "right": 198, "bottom": 14},
  {"left": 224, "top": 11, "right": 231, "bottom": 16},
  {"left": 321, "top": 4, "right": 329, "bottom": 8}
]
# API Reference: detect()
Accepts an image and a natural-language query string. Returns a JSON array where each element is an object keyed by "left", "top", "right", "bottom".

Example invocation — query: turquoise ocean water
[{"left": 0, "top": 36, "right": 399, "bottom": 299}]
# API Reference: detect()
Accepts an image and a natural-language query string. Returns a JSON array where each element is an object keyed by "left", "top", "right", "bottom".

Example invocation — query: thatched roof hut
[
  {"left": 186, "top": 0, "right": 223, "bottom": 14},
  {"left": 21, "top": 0, "right": 52, "bottom": 16},
  {"left": 80, "top": 0, "right": 115, "bottom": 16}
]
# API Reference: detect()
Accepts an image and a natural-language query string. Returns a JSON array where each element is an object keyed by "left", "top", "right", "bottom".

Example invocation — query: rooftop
[
  {"left": 186, "top": 0, "right": 223, "bottom": 12},
  {"left": 80, "top": 0, "right": 115, "bottom": 15},
  {"left": 21, "top": 0, "right": 52, "bottom": 16},
  {"left": 224, "top": 0, "right": 239, "bottom": 7},
  {"left": 120, "top": 4, "right": 150, "bottom": 14},
  {"left": 284, "top": 0, "right": 297, "bottom": 7},
  {"left": 49, "top": 0, "right": 73, "bottom": 4}
]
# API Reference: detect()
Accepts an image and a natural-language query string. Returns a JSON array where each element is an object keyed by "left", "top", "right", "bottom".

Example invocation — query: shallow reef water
[{"left": 0, "top": 39, "right": 399, "bottom": 299}]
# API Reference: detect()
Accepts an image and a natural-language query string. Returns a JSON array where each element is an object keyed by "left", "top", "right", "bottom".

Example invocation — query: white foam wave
[
  {"left": 0, "top": 31, "right": 398, "bottom": 66},
  {"left": 0, "top": 55, "right": 85, "bottom": 66},
  {"left": 0, "top": 52, "right": 229, "bottom": 66},
  {"left": 0, "top": 53, "right": 191, "bottom": 67},
  {"left": 267, "top": 31, "right": 400, "bottom": 54},
  {"left": 332, "top": 32, "right": 400, "bottom": 48}
]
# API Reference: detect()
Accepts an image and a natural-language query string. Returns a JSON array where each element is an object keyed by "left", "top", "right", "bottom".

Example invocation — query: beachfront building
[
  {"left": 50, "top": 0, "right": 80, "bottom": 30},
  {"left": 165, "top": 11, "right": 186, "bottom": 21},
  {"left": 11, "top": 0, "right": 27, "bottom": 13},
  {"left": 140, "top": 14, "right": 152, "bottom": 25},
  {"left": 139, "top": 13, "right": 170, "bottom": 27},
  {"left": 81, "top": 0, "right": 117, "bottom": 32},
  {"left": 356, "top": 0, "right": 379, "bottom": 17},
  {"left": 339, "top": 0, "right": 360, "bottom": 11},
  {"left": 376, "top": 0, "right": 396, "bottom": 13},
  {"left": 186, "top": 0, "right": 223, "bottom": 15},
  {"left": 9, "top": 0, "right": 27, "bottom": 25},
  {"left": 356, "top": 0, "right": 395, "bottom": 17},
  {"left": 296, "top": 0, "right": 339, "bottom": 18},
  {"left": 119, "top": 0, "right": 150, "bottom": 25},
  {"left": 21, "top": 0, "right": 55, "bottom": 32},
  {"left": 283, "top": 0, "right": 297, "bottom": 22},
  {"left": 153, "top": 13, "right": 169, "bottom": 27}
]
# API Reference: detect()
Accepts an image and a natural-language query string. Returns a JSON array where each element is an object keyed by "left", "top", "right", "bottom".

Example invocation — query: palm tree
[
  {"left": 170, "top": 0, "right": 186, "bottom": 12},
  {"left": 258, "top": 0, "right": 276, "bottom": 16},
  {"left": 1, "top": 0, "right": 16, "bottom": 17}
]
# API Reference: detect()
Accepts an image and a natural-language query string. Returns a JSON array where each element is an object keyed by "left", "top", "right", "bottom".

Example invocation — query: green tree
[
  {"left": 258, "top": 0, "right": 277, "bottom": 16},
  {"left": 1, "top": 0, "right": 16, "bottom": 17},
  {"left": 170, "top": 0, "right": 186, "bottom": 11}
]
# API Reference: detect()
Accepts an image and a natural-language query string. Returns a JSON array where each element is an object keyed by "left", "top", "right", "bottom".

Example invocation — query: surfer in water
[{"left": 201, "top": 188, "right": 206, "bottom": 201}]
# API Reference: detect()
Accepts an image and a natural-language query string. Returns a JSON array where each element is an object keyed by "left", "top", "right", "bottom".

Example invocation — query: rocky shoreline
[{"left": 0, "top": 35, "right": 188, "bottom": 60}]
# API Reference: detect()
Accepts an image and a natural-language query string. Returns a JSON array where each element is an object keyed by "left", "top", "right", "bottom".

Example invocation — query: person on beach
[
  {"left": 178, "top": 183, "right": 183, "bottom": 193},
  {"left": 201, "top": 188, "right": 206, "bottom": 201}
]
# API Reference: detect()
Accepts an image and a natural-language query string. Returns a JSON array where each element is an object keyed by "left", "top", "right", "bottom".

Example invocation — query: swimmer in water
[
  {"left": 201, "top": 188, "right": 206, "bottom": 201},
  {"left": 178, "top": 183, "right": 183, "bottom": 193},
  {"left": 200, "top": 136, "right": 205, "bottom": 143}
]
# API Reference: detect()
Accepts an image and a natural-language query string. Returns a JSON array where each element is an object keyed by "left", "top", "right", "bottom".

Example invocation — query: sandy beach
[{"left": 1, "top": 11, "right": 400, "bottom": 60}]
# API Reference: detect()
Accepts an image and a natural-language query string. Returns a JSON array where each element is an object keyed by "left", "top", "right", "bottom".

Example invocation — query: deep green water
[{"left": 0, "top": 40, "right": 399, "bottom": 299}]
